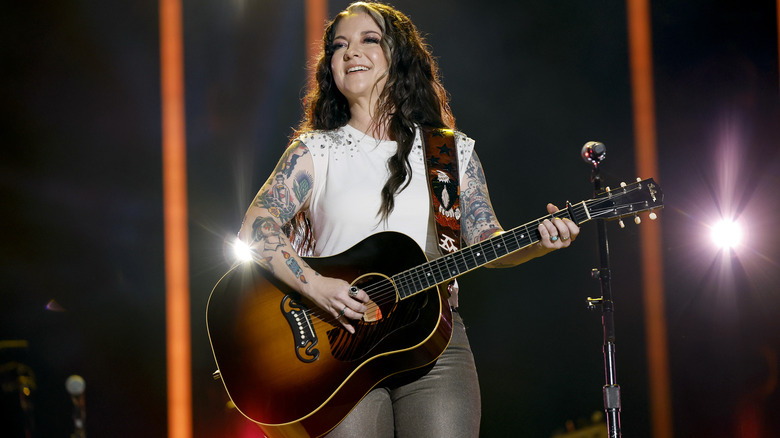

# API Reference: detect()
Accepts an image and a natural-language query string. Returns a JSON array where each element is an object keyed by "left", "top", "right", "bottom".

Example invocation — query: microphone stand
[{"left": 585, "top": 153, "right": 622, "bottom": 438}]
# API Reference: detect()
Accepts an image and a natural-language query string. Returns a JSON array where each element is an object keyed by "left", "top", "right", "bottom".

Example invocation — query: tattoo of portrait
[
  {"left": 252, "top": 144, "right": 310, "bottom": 223},
  {"left": 252, "top": 217, "right": 285, "bottom": 251}
]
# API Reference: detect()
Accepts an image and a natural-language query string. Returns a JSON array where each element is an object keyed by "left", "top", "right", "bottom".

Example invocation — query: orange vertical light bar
[
  {"left": 160, "top": 0, "right": 192, "bottom": 437},
  {"left": 626, "top": 1, "right": 672, "bottom": 438},
  {"left": 305, "top": 0, "right": 328, "bottom": 72}
]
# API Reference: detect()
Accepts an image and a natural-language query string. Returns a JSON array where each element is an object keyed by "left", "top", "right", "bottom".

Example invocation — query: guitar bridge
[{"left": 281, "top": 294, "right": 319, "bottom": 363}]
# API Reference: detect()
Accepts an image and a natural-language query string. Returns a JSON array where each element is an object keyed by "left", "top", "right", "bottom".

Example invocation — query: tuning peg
[
  {"left": 620, "top": 182, "right": 627, "bottom": 188},
  {"left": 649, "top": 211, "right": 658, "bottom": 220},
  {"left": 619, "top": 219, "right": 625, "bottom": 228},
  {"left": 636, "top": 177, "right": 642, "bottom": 182},
  {"left": 634, "top": 215, "right": 641, "bottom": 224},
  {"left": 605, "top": 186, "right": 611, "bottom": 192}
]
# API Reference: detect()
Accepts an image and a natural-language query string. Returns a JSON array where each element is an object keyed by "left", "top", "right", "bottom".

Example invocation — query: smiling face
[{"left": 329, "top": 12, "right": 389, "bottom": 108}]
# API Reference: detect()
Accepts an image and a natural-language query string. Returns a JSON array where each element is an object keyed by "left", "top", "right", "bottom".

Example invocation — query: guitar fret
[
  {"left": 524, "top": 224, "right": 533, "bottom": 246},
  {"left": 397, "top": 272, "right": 414, "bottom": 299},
  {"left": 454, "top": 251, "right": 469, "bottom": 273},
  {"left": 442, "top": 255, "right": 456, "bottom": 276},
  {"left": 420, "top": 264, "right": 435, "bottom": 288},
  {"left": 463, "top": 247, "right": 478, "bottom": 271},
  {"left": 473, "top": 242, "right": 488, "bottom": 266},
  {"left": 420, "top": 265, "right": 435, "bottom": 288},
  {"left": 432, "top": 258, "right": 447, "bottom": 283},
  {"left": 505, "top": 231, "right": 521, "bottom": 252},
  {"left": 407, "top": 271, "right": 423, "bottom": 292},
  {"left": 394, "top": 272, "right": 406, "bottom": 299},
  {"left": 491, "top": 236, "right": 508, "bottom": 259},
  {"left": 403, "top": 268, "right": 417, "bottom": 294},
  {"left": 407, "top": 270, "right": 421, "bottom": 295},
  {"left": 408, "top": 267, "right": 422, "bottom": 292},
  {"left": 580, "top": 200, "right": 591, "bottom": 221},
  {"left": 494, "top": 234, "right": 506, "bottom": 257}
]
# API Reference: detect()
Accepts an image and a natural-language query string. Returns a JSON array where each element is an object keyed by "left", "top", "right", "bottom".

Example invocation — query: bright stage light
[
  {"left": 232, "top": 238, "right": 255, "bottom": 262},
  {"left": 711, "top": 219, "right": 742, "bottom": 249}
]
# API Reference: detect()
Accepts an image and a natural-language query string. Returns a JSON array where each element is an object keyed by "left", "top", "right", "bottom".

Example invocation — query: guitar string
[
  {"left": 301, "top": 209, "right": 574, "bottom": 328},
  {"left": 299, "top": 186, "right": 655, "bottom": 329},
  {"left": 303, "top": 204, "right": 581, "bottom": 326}
]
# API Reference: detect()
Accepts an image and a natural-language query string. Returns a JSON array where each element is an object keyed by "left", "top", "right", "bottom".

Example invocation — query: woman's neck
[{"left": 348, "top": 102, "right": 390, "bottom": 140}]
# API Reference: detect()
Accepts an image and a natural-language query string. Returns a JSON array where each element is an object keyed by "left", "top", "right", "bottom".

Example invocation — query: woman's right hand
[{"left": 302, "top": 276, "right": 369, "bottom": 334}]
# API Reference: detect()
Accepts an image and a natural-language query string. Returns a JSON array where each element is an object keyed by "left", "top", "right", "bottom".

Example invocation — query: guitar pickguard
[{"left": 280, "top": 294, "right": 319, "bottom": 363}]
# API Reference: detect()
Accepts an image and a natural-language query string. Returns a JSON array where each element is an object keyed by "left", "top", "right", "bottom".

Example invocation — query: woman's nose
[{"left": 344, "top": 46, "right": 360, "bottom": 60}]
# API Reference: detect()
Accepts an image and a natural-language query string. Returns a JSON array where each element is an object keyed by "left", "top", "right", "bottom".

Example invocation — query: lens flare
[
  {"left": 711, "top": 219, "right": 742, "bottom": 249},
  {"left": 232, "top": 238, "right": 255, "bottom": 262}
]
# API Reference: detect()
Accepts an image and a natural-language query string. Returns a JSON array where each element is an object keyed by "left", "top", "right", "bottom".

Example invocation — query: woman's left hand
[{"left": 537, "top": 203, "right": 580, "bottom": 251}]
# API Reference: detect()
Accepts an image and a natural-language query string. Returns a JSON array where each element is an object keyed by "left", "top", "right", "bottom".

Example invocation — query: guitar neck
[{"left": 392, "top": 201, "right": 593, "bottom": 300}]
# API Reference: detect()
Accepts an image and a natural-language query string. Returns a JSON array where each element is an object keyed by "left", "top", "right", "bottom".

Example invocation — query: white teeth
[{"left": 347, "top": 66, "right": 369, "bottom": 73}]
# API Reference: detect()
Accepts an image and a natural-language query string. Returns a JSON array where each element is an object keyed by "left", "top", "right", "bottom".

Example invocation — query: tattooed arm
[
  {"left": 238, "top": 140, "right": 368, "bottom": 333},
  {"left": 459, "top": 150, "right": 579, "bottom": 268}
]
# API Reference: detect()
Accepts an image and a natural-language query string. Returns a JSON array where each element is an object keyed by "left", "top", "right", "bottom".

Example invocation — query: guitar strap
[{"left": 421, "top": 127, "right": 461, "bottom": 257}]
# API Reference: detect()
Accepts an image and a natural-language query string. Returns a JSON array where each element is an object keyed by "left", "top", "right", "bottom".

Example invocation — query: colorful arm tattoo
[
  {"left": 461, "top": 152, "right": 502, "bottom": 244},
  {"left": 252, "top": 142, "right": 313, "bottom": 224}
]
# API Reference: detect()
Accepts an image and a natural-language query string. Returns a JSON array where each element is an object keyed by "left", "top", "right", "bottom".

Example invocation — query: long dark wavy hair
[{"left": 289, "top": 2, "right": 455, "bottom": 254}]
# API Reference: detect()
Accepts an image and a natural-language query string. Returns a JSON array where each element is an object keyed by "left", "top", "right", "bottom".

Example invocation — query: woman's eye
[
  {"left": 364, "top": 36, "right": 380, "bottom": 44},
  {"left": 331, "top": 41, "right": 347, "bottom": 50}
]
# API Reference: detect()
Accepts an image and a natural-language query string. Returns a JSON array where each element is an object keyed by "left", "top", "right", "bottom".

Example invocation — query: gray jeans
[{"left": 326, "top": 312, "right": 481, "bottom": 437}]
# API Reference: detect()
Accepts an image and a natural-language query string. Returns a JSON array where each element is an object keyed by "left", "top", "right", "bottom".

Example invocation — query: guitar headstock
[{"left": 586, "top": 178, "right": 664, "bottom": 225}]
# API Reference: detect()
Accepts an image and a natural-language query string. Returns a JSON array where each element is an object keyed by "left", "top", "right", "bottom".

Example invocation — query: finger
[
  {"left": 543, "top": 219, "right": 560, "bottom": 241},
  {"left": 339, "top": 300, "right": 367, "bottom": 319},
  {"left": 340, "top": 320, "right": 355, "bottom": 334},
  {"left": 538, "top": 221, "right": 557, "bottom": 247},
  {"left": 334, "top": 305, "right": 357, "bottom": 334},
  {"left": 564, "top": 219, "right": 580, "bottom": 242},
  {"left": 547, "top": 203, "right": 560, "bottom": 214},
  {"left": 552, "top": 217, "right": 570, "bottom": 242},
  {"left": 347, "top": 285, "right": 370, "bottom": 304}
]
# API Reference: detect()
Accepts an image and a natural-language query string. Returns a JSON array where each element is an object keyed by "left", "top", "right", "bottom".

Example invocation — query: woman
[{"left": 238, "top": 2, "right": 579, "bottom": 436}]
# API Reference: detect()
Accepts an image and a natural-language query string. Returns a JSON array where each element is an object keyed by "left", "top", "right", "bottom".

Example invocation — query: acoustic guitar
[{"left": 207, "top": 178, "right": 663, "bottom": 437}]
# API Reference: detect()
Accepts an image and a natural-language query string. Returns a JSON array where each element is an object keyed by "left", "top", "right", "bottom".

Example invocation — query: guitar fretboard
[{"left": 392, "top": 201, "right": 592, "bottom": 299}]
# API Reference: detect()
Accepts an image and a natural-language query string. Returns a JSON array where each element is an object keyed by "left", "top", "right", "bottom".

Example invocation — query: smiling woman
[{"left": 218, "top": 2, "right": 579, "bottom": 437}]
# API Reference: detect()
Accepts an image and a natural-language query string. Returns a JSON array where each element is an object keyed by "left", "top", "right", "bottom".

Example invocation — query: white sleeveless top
[{"left": 297, "top": 124, "right": 475, "bottom": 258}]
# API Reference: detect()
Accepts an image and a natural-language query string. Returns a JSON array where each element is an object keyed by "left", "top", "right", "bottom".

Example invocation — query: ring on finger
[
  {"left": 561, "top": 235, "right": 569, "bottom": 241},
  {"left": 550, "top": 235, "right": 559, "bottom": 242},
  {"left": 348, "top": 286, "right": 358, "bottom": 298},
  {"left": 339, "top": 306, "right": 347, "bottom": 318}
]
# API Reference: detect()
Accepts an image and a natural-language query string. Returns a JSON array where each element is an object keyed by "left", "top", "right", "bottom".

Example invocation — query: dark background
[{"left": 2, "top": 0, "right": 779, "bottom": 437}]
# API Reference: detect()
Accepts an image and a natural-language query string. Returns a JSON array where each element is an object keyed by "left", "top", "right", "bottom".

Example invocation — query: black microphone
[
  {"left": 66, "top": 375, "right": 86, "bottom": 438},
  {"left": 581, "top": 141, "right": 606, "bottom": 165}
]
